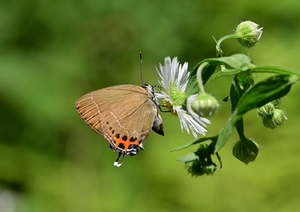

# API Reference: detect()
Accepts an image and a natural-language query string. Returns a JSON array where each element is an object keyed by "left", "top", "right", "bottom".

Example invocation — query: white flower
[{"left": 155, "top": 57, "right": 210, "bottom": 138}]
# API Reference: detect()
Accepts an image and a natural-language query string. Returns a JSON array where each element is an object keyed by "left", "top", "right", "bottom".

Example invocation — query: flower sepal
[
  {"left": 235, "top": 21, "right": 263, "bottom": 48},
  {"left": 191, "top": 93, "right": 219, "bottom": 117},
  {"left": 232, "top": 138, "right": 259, "bottom": 164},
  {"left": 257, "top": 99, "right": 287, "bottom": 129},
  {"left": 182, "top": 143, "right": 219, "bottom": 177},
  {"left": 262, "top": 109, "right": 287, "bottom": 129}
]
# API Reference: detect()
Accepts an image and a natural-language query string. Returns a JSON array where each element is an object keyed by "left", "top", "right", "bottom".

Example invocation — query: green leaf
[
  {"left": 206, "top": 54, "right": 251, "bottom": 69},
  {"left": 185, "top": 73, "right": 200, "bottom": 95},
  {"left": 222, "top": 96, "right": 230, "bottom": 102},
  {"left": 230, "top": 78, "right": 241, "bottom": 112},
  {"left": 185, "top": 54, "right": 254, "bottom": 95},
  {"left": 214, "top": 76, "right": 246, "bottom": 152},
  {"left": 177, "top": 153, "right": 198, "bottom": 162},
  {"left": 215, "top": 74, "right": 296, "bottom": 153},
  {"left": 214, "top": 110, "right": 237, "bottom": 152},
  {"left": 207, "top": 54, "right": 253, "bottom": 70},
  {"left": 237, "top": 74, "right": 254, "bottom": 89},
  {"left": 199, "top": 54, "right": 253, "bottom": 71},
  {"left": 170, "top": 137, "right": 214, "bottom": 152},
  {"left": 237, "top": 74, "right": 293, "bottom": 116}
]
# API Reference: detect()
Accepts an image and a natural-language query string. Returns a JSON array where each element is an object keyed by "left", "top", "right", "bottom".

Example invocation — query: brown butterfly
[{"left": 75, "top": 83, "right": 164, "bottom": 167}]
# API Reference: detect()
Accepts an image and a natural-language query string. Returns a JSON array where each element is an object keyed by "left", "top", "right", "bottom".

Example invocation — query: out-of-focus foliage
[{"left": 1, "top": 0, "right": 300, "bottom": 211}]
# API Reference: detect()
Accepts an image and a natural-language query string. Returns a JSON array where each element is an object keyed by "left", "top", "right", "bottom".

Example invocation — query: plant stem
[
  {"left": 206, "top": 65, "right": 300, "bottom": 84},
  {"left": 197, "top": 62, "right": 209, "bottom": 93},
  {"left": 253, "top": 65, "right": 300, "bottom": 78},
  {"left": 216, "top": 34, "right": 241, "bottom": 57}
]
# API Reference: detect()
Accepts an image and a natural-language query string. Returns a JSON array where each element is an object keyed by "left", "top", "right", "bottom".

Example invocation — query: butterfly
[{"left": 75, "top": 83, "right": 164, "bottom": 167}]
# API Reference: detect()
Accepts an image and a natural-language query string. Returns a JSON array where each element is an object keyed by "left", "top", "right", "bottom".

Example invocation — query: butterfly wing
[{"left": 75, "top": 84, "right": 157, "bottom": 155}]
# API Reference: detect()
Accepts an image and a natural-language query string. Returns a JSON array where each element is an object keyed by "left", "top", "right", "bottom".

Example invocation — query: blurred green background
[{"left": 1, "top": 0, "right": 300, "bottom": 211}]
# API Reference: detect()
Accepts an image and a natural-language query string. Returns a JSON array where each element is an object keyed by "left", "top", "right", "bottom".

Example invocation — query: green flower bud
[
  {"left": 185, "top": 143, "right": 218, "bottom": 177},
  {"left": 272, "top": 98, "right": 282, "bottom": 107},
  {"left": 185, "top": 159, "right": 203, "bottom": 177},
  {"left": 257, "top": 102, "right": 274, "bottom": 118},
  {"left": 185, "top": 159, "right": 218, "bottom": 177},
  {"left": 232, "top": 138, "right": 259, "bottom": 164},
  {"left": 191, "top": 93, "right": 219, "bottom": 117},
  {"left": 203, "top": 164, "right": 218, "bottom": 175},
  {"left": 235, "top": 21, "right": 263, "bottom": 48},
  {"left": 262, "top": 109, "right": 287, "bottom": 129}
]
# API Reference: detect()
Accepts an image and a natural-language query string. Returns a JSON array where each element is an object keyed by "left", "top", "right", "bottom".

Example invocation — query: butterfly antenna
[{"left": 140, "top": 52, "right": 144, "bottom": 85}]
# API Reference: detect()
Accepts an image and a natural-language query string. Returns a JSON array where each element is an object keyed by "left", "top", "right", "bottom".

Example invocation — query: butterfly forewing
[
  {"left": 75, "top": 84, "right": 157, "bottom": 154},
  {"left": 75, "top": 94, "right": 106, "bottom": 135}
]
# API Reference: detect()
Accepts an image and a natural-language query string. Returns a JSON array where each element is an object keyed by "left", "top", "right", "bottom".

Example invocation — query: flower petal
[{"left": 155, "top": 56, "right": 210, "bottom": 138}]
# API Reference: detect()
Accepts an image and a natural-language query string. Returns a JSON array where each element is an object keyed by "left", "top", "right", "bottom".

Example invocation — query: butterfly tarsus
[
  {"left": 114, "top": 152, "right": 124, "bottom": 167},
  {"left": 152, "top": 85, "right": 163, "bottom": 89},
  {"left": 158, "top": 104, "right": 172, "bottom": 113}
]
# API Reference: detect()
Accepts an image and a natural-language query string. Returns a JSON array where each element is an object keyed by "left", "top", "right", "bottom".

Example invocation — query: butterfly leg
[
  {"left": 152, "top": 85, "right": 163, "bottom": 89},
  {"left": 158, "top": 104, "right": 172, "bottom": 113},
  {"left": 113, "top": 152, "right": 122, "bottom": 167},
  {"left": 113, "top": 152, "right": 127, "bottom": 167}
]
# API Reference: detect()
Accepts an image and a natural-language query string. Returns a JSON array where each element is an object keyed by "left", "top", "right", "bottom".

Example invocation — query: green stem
[
  {"left": 235, "top": 118, "right": 246, "bottom": 140},
  {"left": 206, "top": 65, "right": 300, "bottom": 84},
  {"left": 253, "top": 65, "right": 300, "bottom": 78},
  {"left": 216, "top": 34, "right": 241, "bottom": 57},
  {"left": 197, "top": 62, "right": 210, "bottom": 93}
]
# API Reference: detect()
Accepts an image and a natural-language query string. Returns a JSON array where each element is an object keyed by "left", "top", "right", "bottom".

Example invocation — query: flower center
[
  {"left": 169, "top": 82, "right": 188, "bottom": 107},
  {"left": 163, "top": 100, "right": 178, "bottom": 116}
]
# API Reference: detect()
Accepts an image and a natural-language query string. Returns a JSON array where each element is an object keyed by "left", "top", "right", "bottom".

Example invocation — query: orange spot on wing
[{"left": 114, "top": 136, "right": 140, "bottom": 150}]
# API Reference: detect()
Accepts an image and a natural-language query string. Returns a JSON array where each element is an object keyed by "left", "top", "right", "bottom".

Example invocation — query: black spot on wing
[
  {"left": 118, "top": 143, "right": 125, "bottom": 149},
  {"left": 130, "top": 137, "right": 137, "bottom": 142}
]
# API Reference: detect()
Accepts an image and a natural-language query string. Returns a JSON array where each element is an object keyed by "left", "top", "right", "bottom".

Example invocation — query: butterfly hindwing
[{"left": 76, "top": 84, "right": 157, "bottom": 154}]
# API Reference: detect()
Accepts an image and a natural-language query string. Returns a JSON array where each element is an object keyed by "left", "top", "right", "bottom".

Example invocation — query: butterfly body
[{"left": 75, "top": 84, "right": 164, "bottom": 166}]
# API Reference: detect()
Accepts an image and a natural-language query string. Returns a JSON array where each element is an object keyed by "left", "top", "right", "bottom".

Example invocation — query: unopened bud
[
  {"left": 257, "top": 102, "right": 274, "bottom": 117},
  {"left": 235, "top": 21, "right": 263, "bottom": 48},
  {"left": 191, "top": 93, "right": 219, "bottom": 117},
  {"left": 262, "top": 109, "right": 287, "bottom": 129},
  {"left": 232, "top": 138, "right": 259, "bottom": 164}
]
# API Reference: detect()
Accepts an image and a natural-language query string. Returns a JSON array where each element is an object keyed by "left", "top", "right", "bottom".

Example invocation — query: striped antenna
[{"left": 140, "top": 52, "right": 144, "bottom": 85}]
